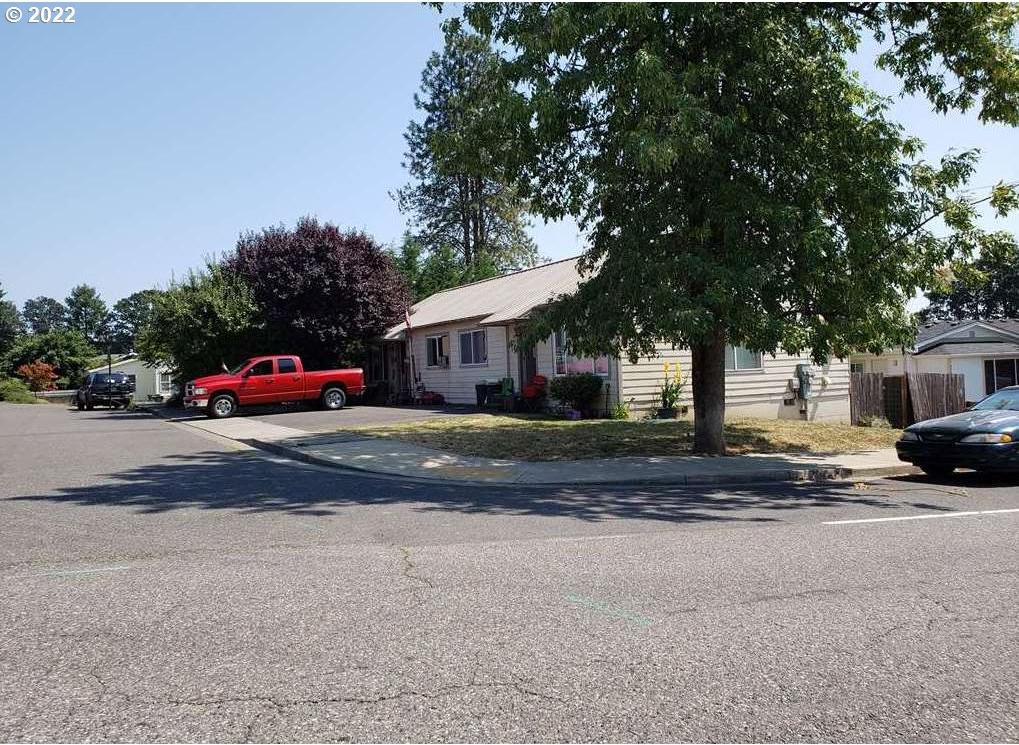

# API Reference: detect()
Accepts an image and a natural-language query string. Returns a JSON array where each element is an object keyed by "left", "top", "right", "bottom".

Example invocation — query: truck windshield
[
  {"left": 972, "top": 389, "right": 1019, "bottom": 412},
  {"left": 227, "top": 360, "right": 254, "bottom": 375}
]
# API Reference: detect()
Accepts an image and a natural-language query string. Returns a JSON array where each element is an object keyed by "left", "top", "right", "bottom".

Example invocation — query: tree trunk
[
  {"left": 459, "top": 174, "right": 473, "bottom": 266},
  {"left": 690, "top": 326, "right": 727, "bottom": 455}
]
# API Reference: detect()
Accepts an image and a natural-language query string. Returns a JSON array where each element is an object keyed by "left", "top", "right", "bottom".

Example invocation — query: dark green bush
[
  {"left": 549, "top": 373, "right": 605, "bottom": 414},
  {"left": 0, "top": 376, "right": 37, "bottom": 404}
]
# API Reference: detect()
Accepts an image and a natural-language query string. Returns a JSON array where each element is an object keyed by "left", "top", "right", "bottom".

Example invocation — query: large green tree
[
  {"left": 137, "top": 262, "right": 264, "bottom": 383},
  {"left": 391, "top": 234, "right": 500, "bottom": 302},
  {"left": 21, "top": 296, "right": 67, "bottom": 335},
  {"left": 460, "top": 2, "right": 1019, "bottom": 454},
  {"left": 229, "top": 218, "right": 411, "bottom": 369},
  {"left": 0, "top": 283, "right": 25, "bottom": 358},
  {"left": 109, "top": 289, "right": 161, "bottom": 353},
  {"left": 65, "top": 284, "right": 109, "bottom": 347},
  {"left": 921, "top": 235, "right": 1019, "bottom": 321},
  {"left": 2, "top": 330, "right": 96, "bottom": 386},
  {"left": 395, "top": 28, "right": 539, "bottom": 282}
]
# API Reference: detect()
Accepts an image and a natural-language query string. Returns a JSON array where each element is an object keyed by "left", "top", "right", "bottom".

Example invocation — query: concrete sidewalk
[{"left": 171, "top": 412, "right": 914, "bottom": 486}]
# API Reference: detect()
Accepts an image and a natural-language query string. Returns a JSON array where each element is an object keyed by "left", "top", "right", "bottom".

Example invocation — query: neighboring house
[
  {"left": 384, "top": 257, "right": 850, "bottom": 421},
  {"left": 851, "top": 319, "right": 1019, "bottom": 405},
  {"left": 86, "top": 354, "right": 175, "bottom": 401}
]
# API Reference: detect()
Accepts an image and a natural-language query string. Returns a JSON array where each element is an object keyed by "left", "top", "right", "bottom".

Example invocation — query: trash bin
[{"left": 475, "top": 383, "right": 488, "bottom": 407}]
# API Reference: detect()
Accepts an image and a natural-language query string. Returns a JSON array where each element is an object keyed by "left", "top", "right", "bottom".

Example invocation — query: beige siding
[
  {"left": 409, "top": 323, "right": 513, "bottom": 404},
  {"left": 620, "top": 344, "right": 850, "bottom": 421}
]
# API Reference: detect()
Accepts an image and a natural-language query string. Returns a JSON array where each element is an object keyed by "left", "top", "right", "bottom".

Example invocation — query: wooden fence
[
  {"left": 849, "top": 372, "right": 884, "bottom": 425},
  {"left": 850, "top": 371, "right": 966, "bottom": 427},
  {"left": 907, "top": 373, "right": 966, "bottom": 423}
]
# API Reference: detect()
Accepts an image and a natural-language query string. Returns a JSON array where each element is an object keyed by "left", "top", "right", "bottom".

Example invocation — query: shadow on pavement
[{"left": 7, "top": 448, "right": 989, "bottom": 525}]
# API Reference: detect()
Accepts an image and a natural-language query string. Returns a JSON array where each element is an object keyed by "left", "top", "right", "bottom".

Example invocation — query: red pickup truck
[{"left": 183, "top": 355, "right": 365, "bottom": 419}]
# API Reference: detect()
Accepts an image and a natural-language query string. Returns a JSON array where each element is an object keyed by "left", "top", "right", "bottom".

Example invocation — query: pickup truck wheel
[
  {"left": 208, "top": 394, "right": 237, "bottom": 419},
  {"left": 321, "top": 387, "right": 346, "bottom": 410},
  {"left": 86, "top": 400, "right": 95, "bottom": 411}
]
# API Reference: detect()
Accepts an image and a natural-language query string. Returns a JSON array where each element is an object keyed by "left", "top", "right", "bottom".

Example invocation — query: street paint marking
[
  {"left": 823, "top": 508, "right": 1019, "bottom": 526},
  {"left": 36, "top": 566, "right": 131, "bottom": 577},
  {"left": 565, "top": 594, "right": 652, "bottom": 628}
]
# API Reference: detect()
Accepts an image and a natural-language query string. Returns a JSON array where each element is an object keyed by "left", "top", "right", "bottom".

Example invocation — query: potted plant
[{"left": 656, "top": 361, "right": 688, "bottom": 419}]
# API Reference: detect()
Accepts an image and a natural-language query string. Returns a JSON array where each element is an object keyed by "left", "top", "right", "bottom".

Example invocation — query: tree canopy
[
  {"left": 229, "top": 218, "right": 411, "bottom": 369},
  {"left": 395, "top": 28, "right": 539, "bottom": 286},
  {"left": 921, "top": 234, "right": 1019, "bottom": 322},
  {"left": 0, "top": 283, "right": 24, "bottom": 358},
  {"left": 22, "top": 296, "right": 67, "bottom": 335},
  {"left": 65, "top": 284, "right": 109, "bottom": 347},
  {"left": 109, "top": 290, "right": 161, "bottom": 353},
  {"left": 137, "top": 262, "right": 264, "bottom": 383},
  {"left": 2, "top": 329, "right": 96, "bottom": 386},
  {"left": 458, "top": 2, "right": 1019, "bottom": 453}
]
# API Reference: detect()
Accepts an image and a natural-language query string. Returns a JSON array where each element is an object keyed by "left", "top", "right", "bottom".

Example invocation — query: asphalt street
[{"left": 1, "top": 403, "right": 1017, "bottom": 742}]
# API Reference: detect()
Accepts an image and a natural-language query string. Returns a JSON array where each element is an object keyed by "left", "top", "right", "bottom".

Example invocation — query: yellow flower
[{"left": 663, "top": 361, "right": 670, "bottom": 375}]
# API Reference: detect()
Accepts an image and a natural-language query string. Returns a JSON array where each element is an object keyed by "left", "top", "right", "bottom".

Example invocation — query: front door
[
  {"left": 519, "top": 341, "right": 537, "bottom": 384},
  {"left": 237, "top": 359, "right": 277, "bottom": 405}
]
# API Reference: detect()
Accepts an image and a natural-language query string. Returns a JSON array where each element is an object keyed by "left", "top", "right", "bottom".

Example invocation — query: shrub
[
  {"left": 859, "top": 414, "right": 893, "bottom": 428},
  {"left": 0, "top": 376, "right": 37, "bottom": 404},
  {"left": 16, "top": 360, "right": 58, "bottom": 391},
  {"left": 549, "top": 372, "right": 605, "bottom": 414},
  {"left": 610, "top": 399, "right": 631, "bottom": 420}
]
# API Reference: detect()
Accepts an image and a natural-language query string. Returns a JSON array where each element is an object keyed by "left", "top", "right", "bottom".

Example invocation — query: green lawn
[{"left": 341, "top": 413, "right": 901, "bottom": 461}]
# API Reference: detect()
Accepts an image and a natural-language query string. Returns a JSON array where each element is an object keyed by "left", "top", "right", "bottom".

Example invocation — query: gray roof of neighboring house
[
  {"left": 917, "top": 341, "right": 1019, "bottom": 356},
  {"left": 916, "top": 318, "right": 1019, "bottom": 348},
  {"left": 385, "top": 256, "right": 584, "bottom": 339}
]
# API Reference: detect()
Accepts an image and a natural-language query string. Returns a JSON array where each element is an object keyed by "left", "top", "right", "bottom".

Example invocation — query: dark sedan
[{"left": 896, "top": 386, "right": 1019, "bottom": 476}]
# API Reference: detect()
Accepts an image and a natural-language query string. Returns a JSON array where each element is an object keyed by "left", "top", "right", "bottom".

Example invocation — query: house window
[
  {"left": 159, "top": 372, "right": 173, "bottom": 393},
  {"left": 552, "top": 329, "right": 610, "bottom": 377},
  {"left": 985, "top": 358, "right": 1018, "bottom": 394},
  {"left": 458, "top": 329, "right": 487, "bottom": 366},
  {"left": 850, "top": 362, "right": 864, "bottom": 374},
  {"left": 725, "top": 345, "right": 762, "bottom": 371},
  {"left": 426, "top": 334, "right": 448, "bottom": 368}
]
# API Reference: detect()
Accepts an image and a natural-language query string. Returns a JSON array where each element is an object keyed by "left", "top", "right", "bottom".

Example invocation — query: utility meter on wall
[{"left": 795, "top": 363, "right": 815, "bottom": 400}]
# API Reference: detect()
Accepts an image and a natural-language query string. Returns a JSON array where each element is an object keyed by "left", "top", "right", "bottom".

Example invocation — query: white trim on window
[
  {"left": 458, "top": 328, "right": 488, "bottom": 367},
  {"left": 551, "top": 329, "right": 610, "bottom": 377},
  {"left": 725, "top": 345, "right": 763, "bottom": 373}
]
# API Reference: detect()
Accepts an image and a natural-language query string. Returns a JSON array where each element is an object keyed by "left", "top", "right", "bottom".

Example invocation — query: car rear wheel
[
  {"left": 85, "top": 400, "right": 95, "bottom": 411},
  {"left": 208, "top": 394, "right": 236, "bottom": 419},
  {"left": 321, "top": 386, "right": 346, "bottom": 411},
  {"left": 76, "top": 398, "right": 84, "bottom": 411},
  {"left": 919, "top": 463, "right": 955, "bottom": 478}
]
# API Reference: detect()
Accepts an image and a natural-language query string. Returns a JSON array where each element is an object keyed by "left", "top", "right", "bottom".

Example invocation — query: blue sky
[{"left": 0, "top": 3, "right": 1015, "bottom": 307}]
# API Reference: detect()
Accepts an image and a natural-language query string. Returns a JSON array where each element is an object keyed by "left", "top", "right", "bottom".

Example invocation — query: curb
[{"left": 244, "top": 437, "right": 918, "bottom": 488}]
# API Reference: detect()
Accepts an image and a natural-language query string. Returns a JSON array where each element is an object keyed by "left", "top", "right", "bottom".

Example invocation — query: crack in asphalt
[{"left": 397, "top": 545, "right": 434, "bottom": 588}]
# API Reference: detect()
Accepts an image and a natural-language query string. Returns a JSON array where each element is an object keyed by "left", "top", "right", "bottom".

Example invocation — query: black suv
[{"left": 76, "top": 372, "right": 135, "bottom": 410}]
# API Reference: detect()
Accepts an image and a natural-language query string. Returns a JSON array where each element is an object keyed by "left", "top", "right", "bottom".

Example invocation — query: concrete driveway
[{"left": 2, "top": 403, "right": 1018, "bottom": 742}]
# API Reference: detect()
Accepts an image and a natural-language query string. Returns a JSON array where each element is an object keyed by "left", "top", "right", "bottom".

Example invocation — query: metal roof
[{"left": 385, "top": 256, "right": 584, "bottom": 339}]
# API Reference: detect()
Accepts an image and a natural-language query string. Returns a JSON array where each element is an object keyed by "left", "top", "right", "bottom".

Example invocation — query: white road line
[
  {"left": 823, "top": 508, "right": 1019, "bottom": 526},
  {"left": 36, "top": 566, "right": 131, "bottom": 577}
]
